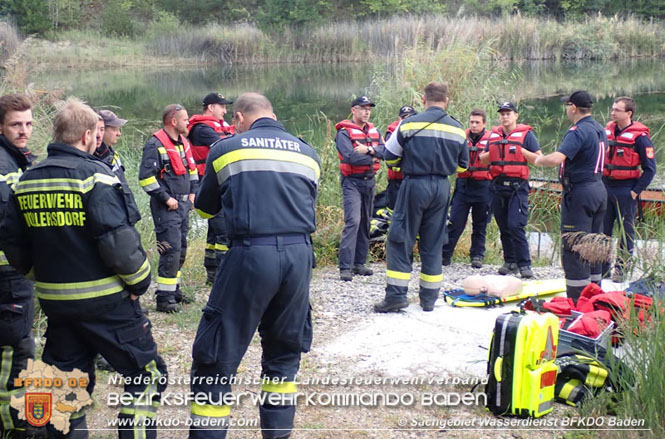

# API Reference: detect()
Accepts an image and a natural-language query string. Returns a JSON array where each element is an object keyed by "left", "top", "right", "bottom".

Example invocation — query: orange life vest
[
  {"left": 153, "top": 129, "right": 196, "bottom": 176},
  {"left": 385, "top": 119, "right": 403, "bottom": 181},
  {"left": 335, "top": 120, "right": 381, "bottom": 177},
  {"left": 487, "top": 124, "right": 533, "bottom": 180},
  {"left": 603, "top": 121, "right": 648, "bottom": 180},
  {"left": 458, "top": 129, "right": 491, "bottom": 180},
  {"left": 187, "top": 115, "right": 234, "bottom": 175}
]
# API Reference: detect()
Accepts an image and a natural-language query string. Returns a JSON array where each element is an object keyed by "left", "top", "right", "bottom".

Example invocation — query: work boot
[
  {"left": 374, "top": 299, "right": 408, "bottom": 313},
  {"left": 420, "top": 301, "right": 434, "bottom": 312},
  {"left": 352, "top": 264, "right": 373, "bottom": 276},
  {"left": 340, "top": 269, "right": 353, "bottom": 282},
  {"left": 156, "top": 296, "right": 180, "bottom": 313},
  {"left": 442, "top": 256, "right": 451, "bottom": 266},
  {"left": 95, "top": 355, "right": 115, "bottom": 372},
  {"left": 471, "top": 257, "right": 483, "bottom": 269},
  {"left": 174, "top": 288, "right": 194, "bottom": 304},
  {"left": 519, "top": 266, "right": 534, "bottom": 279},
  {"left": 497, "top": 262, "right": 518, "bottom": 276}
]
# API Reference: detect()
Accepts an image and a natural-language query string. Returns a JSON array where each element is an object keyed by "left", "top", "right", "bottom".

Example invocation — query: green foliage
[
  {"left": 1, "top": 0, "right": 51, "bottom": 35},
  {"left": 144, "top": 10, "right": 181, "bottom": 40},
  {"left": 256, "top": 0, "right": 330, "bottom": 29},
  {"left": 101, "top": 0, "right": 137, "bottom": 37}
]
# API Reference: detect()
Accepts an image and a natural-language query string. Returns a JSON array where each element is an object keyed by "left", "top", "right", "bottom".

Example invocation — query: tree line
[{"left": 2, "top": 0, "right": 665, "bottom": 37}]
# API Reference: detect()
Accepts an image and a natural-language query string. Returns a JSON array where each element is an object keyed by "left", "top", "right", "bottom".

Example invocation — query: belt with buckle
[{"left": 231, "top": 234, "right": 310, "bottom": 247}]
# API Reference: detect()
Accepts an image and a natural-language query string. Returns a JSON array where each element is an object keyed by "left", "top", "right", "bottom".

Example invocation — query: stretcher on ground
[{"left": 443, "top": 278, "right": 566, "bottom": 308}]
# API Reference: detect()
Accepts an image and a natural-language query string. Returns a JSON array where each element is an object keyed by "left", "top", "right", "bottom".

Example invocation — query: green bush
[
  {"left": 1, "top": 0, "right": 50, "bottom": 35},
  {"left": 101, "top": 0, "right": 137, "bottom": 37}
]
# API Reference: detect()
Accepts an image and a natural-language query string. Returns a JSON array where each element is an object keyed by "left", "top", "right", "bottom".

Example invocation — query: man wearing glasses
[
  {"left": 601, "top": 96, "right": 657, "bottom": 282},
  {"left": 335, "top": 96, "right": 385, "bottom": 282},
  {"left": 532, "top": 90, "right": 607, "bottom": 302},
  {"left": 139, "top": 104, "right": 199, "bottom": 312}
]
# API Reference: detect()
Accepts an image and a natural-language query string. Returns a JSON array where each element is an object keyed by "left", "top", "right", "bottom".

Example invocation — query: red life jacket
[
  {"left": 153, "top": 129, "right": 197, "bottom": 176},
  {"left": 385, "top": 120, "right": 403, "bottom": 181},
  {"left": 487, "top": 124, "right": 532, "bottom": 180},
  {"left": 187, "top": 115, "right": 235, "bottom": 175},
  {"left": 603, "top": 121, "right": 648, "bottom": 180},
  {"left": 458, "top": 129, "right": 492, "bottom": 180},
  {"left": 335, "top": 120, "right": 381, "bottom": 177}
]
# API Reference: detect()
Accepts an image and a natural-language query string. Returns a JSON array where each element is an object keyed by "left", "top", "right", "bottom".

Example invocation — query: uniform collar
[
  {"left": 425, "top": 106, "right": 447, "bottom": 115},
  {"left": 0, "top": 134, "right": 37, "bottom": 169},
  {"left": 47, "top": 142, "right": 97, "bottom": 160},
  {"left": 249, "top": 117, "right": 285, "bottom": 131},
  {"left": 576, "top": 115, "right": 593, "bottom": 125}
]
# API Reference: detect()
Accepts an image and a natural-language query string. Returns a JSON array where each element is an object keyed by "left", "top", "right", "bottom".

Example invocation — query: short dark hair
[
  {"left": 614, "top": 96, "right": 635, "bottom": 116},
  {"left": 0, "top": 93, "right": 32, "bottom": 125},
  {"left": 424, "top": 81, "right": 449, "bottom": 103},
  {"left": 234, "top": 92, "right": 273, "bottom": 116},
  {"left": 469, "top": 109, "right": 486, "bottom": 123}
]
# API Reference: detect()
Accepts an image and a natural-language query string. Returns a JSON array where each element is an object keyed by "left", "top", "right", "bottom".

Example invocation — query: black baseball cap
[
  {"left": 351, "top": 96, "right": 375, "bottom": 108},
  {"left": 399, "top": 105, "right": 417, "bottom": 118},
  {"left": 497, "top": 101, "right": 518, "bottom": 113},
  {"left": 203, "top": 92, "right": 233, "bottom": 106},
  {"left": 561, "top": 90, "right": 593, "bottom": 107}
]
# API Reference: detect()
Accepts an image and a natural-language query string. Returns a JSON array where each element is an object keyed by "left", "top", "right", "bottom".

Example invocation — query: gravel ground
[{"left": 82, "top": 259, "right": 590, "bottom": 439}]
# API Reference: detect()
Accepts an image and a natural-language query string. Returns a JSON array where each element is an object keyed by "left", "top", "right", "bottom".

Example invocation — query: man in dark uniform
[
  {"left": 442, "top": 109, "right": 492, "bottom": 268},
  {"left": 189, "top": 93, "right": 319, "bottom": 439},
  {"left": 385, "top": 105, "right": 417, "bottom": 210},
  {"left": 602, "top": 96, "right": 657, "bottom": 282},
  {"left": 0, "top": 93, "right": 39, "bottom": 439},
  {"left": 533, "top": 90, "right": 607, "bottom": 302},
  {"left": 94, "top": 109, "right": 141, "bottom": 225},
  {"left": 480, "top": 102, "right": 541, "bottom": 279},
  {"left": 335, "top": 96, "right": 385, "bottom": 281},
  {"left": 187, "top": 92, "right": 234, "bottom": 285},
  {"left": 139, "top": 104, "right": 199, "bottom": 312},
  {"left": 0, "top": 98, "right": 166, "bottom": 439},
  {"left": 375, "top": 81, "right": 468, "bottom": 313}
]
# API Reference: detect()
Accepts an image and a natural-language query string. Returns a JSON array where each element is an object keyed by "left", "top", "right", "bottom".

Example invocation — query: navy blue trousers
[
  {"left": 561, "top": 181, "right": 607, "bottom": 301},
  {"left": 338, "top": 176, "right": 374, "bottom": 270},
  {"left": 442, "top": 190, "right": 491, "bottom": 260},
  {"left": 190, "top": 238, "right": 313, "bottom": 439},
  {"left": 385, "top": 177, "right": 450, "bottom": 308},
  {"left": 603, "top": 184, "right": 637, "bottom": 275},
  {"left": 490, "top": 181, "right": 531, "bottom": 267},
  {"left": 150, "top": 197, "right": 190, "bottom": 298}
]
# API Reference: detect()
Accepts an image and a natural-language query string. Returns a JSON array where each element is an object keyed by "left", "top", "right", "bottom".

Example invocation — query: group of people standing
[
  {"left": 0, "top": 80, "right": 657, "bottom": 439},
  {"left": 334, "top": 87, "right": 656, "bottom": 308}
]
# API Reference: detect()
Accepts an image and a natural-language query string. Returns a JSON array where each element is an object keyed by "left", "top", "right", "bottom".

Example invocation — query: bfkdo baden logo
[{"left": 25, "top": 393, "right": 52, "bottom": 427}]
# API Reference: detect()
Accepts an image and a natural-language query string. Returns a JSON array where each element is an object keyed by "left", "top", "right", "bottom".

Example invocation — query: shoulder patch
[
  {"left": 569, "top": 126, "right": 578, "bottom": 131},
  {"left": 646, "top": 146, "right": 655, "bottom": 159}
]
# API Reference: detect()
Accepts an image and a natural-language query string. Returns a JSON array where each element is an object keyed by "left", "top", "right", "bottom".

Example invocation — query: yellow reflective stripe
[
  {"left": 400, "top": 121, "right": 467, "bottom": 140},
  {"left": 261, "top": 381, "right": 297, "bottom": 394},
  {"left": 139, "top": 176, "right": 158, "bottom": 187},
  {"left": 118, "top": 259, "right": 151, "bottom": 286},
  {"left": 456, "top": 166, "right": 467, "bottom": 173},
  {"left": 191, "top": 403, "right": 231, "bottom": 417},
  {"left": 157, "top": 147, "right": 167, "bottom": 155},
  {"left": 15, "top": 174, "right": 120, "bottom": 195},
  {"left": 0, "top": 251, "right": 8, "bottom": 266},
  {"left": 156, "top": 276, "right": 177, "bottom": 285},
  {"left": 212, "top": 148, "right": 320, "bottom": 179},
  {"left": 215, "top": 244, "right": 228, "bottom": 251},
  {"left": 0, "top": 347, "right": 14, "bottom": 430},
  {"left": 420, "top": 273, "right": 443, "bottom": 283},
  {"left": 0, "top": 170, "right": 22, "bottom": 191},
  {"left": 196, "top": 208, "right": 214, "bottom": 219},
  {"left": 205, "top": 243, "right": 216, "bottom": 250},
  {"left": 35, "top": 276, "right": 124, "bottom": 300},
  {"left": 385, "top": 158, "right": 401, "bottom": 166},
  {"left": 386, "top": 270, "right": 410, "bottom": 280},
  {"left": 559, "top": 379, "right": 581, "bottom": 405}
]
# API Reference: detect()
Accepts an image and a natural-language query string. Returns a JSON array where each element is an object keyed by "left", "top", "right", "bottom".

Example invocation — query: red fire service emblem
[{"left": 25, "top": 393, "right": 52, "bottom": 427}]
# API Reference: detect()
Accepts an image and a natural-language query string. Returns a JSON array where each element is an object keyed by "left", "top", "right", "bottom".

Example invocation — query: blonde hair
[{"left": 53, "top": 97, "right": 98, "bottom": 145}]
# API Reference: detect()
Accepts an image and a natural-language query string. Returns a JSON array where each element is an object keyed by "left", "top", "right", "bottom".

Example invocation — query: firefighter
[
  {"left": 0, "top": 98, "right": 166, "bottom": 439},
  {"left": 336, "top": 96, "right": 385, "bottom": 282},
  {"left": 139, "top": 104, "right": 198, "bottom": 313},
  {"left": 94, "top": 109, "right": 141, "bottom": 225},
  {"left": 442, "top": 109, "right": 493, "bottom": 268},
  {"left": 385, "top": 105, "right": 417, "bottom": 210},
  {"left": 375, "top": 81, "right": 468, "bottom": 313},
  {"left": 187, "top": 92, "right": 234, "bottom": 285},
  {"left": 533, "top": 90, "right": 607, "bottom": 302},
  {"left": 602, "top": 96, "right": 657, "bottom": 282},
  {"left": 189, "top": 93, "right": 319, "bottom": 439},
  {"left": 0, "top": 93, "right": 39, "bottom": 438},
  {"left": 479, "top": 102, "right": 542, "bottom": 279}
]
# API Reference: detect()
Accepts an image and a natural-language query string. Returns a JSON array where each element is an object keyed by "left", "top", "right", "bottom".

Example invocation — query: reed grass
[{"left": 0, "top": 19, "right": 20, "bottom": 65}]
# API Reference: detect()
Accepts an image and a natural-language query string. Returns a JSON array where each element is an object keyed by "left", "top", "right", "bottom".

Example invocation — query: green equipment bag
[{"left": 486, "top": 310, "right": 559, "bottom": 418}]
